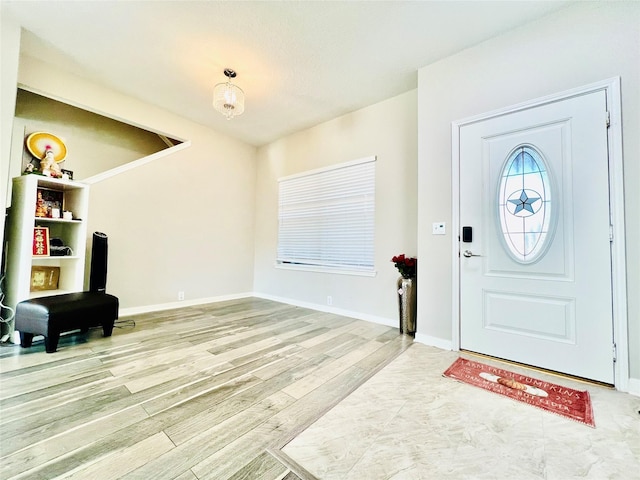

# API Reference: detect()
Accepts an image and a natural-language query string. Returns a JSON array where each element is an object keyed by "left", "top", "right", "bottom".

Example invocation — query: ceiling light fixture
[{"left": 213, "top": 68, "right": 245, "bottom": 119}]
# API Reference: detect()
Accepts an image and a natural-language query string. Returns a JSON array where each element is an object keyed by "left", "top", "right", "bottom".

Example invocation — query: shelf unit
[{"left": 5, "top": 175, "right": 89, "bottom": 309}]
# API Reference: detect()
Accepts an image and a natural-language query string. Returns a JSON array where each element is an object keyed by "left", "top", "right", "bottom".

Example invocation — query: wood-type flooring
[{"left": 0, "top": 298, "right": 410, "bottom": 480}]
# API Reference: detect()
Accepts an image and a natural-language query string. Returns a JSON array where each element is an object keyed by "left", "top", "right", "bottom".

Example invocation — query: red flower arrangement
[{"left": 391, "top": 254, "right": 417, "bottom": 278}]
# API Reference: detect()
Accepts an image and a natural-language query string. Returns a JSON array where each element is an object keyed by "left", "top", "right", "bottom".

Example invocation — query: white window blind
[{"left": 277, "top": 156, "right": 375, "bottom": 273}]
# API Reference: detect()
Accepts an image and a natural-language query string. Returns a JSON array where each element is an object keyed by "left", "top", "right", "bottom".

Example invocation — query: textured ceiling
[{"left": 3, "top": 1, "right": 571, "bottom": 146}]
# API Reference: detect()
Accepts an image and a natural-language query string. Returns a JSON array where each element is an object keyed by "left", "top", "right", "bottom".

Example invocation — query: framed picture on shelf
[
  {"left": 35, "top": 188, "right": 64, "bottom": 218},
  {"left": 61, "top": 169, "right": 74, "bottom": 180},
  {"left": 30, "top": 266, "right": 60, "bottom": 292},
  {"left": 32, "top": 226, "right": 50, "bottom": 256}
]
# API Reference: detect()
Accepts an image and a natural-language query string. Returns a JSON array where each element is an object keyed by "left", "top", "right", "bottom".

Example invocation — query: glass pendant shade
[{"left": 213, "top": 77, "right": 245, "bottom": 119}]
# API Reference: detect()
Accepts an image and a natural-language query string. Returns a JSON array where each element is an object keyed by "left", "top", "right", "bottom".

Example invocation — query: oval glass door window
[{"left": 498, "top": 145, "right": 553, "bottom": 263}]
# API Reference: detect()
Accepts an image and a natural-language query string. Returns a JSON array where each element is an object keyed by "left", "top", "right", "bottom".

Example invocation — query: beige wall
[
  {"left": 87, "top": 122, "right": 256, "bottom": 308},
  {"left": 13, "top": 56, "right": 257, "bottom": 310},
  {"left": 13, "top": 88, "right": 171, "bottom": 181},
  {"left": 417, "top": 2, "right": 640, "bottom": 379},
  {"left": 254, "top": 90, "right": 417, "bottom": 324}
]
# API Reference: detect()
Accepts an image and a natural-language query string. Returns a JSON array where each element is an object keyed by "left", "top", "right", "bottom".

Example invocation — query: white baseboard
[
  {"left": 413, "top": 333, "right": 453, "bottom": 351},
  {"left": 119, "top": 292, "right": 396, "bottom": 329},
  {"left": 118, "top": 292, "right": 253, "bottom": 317},
  {"left": 252, "top": 292, "right": 396, "bottom": 328},
  {"left": 627, "top": 377, "right": 640, "bottom": 397}
]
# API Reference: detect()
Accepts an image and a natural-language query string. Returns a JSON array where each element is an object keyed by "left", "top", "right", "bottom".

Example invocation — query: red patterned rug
[{"left": 444, "top": 357, "right": 595, "bottom": 427}]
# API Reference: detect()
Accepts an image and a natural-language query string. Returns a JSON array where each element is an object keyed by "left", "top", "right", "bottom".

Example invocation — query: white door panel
[{"left": 459, "top": 91, "right": 614, "bottom": 383}]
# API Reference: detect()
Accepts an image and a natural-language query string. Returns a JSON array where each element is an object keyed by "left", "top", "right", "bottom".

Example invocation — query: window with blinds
[{"left": 277, "top": 156, "right": 376, "bottom": 274}]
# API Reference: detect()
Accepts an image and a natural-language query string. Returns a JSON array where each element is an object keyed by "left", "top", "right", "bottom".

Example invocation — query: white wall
[
  {"left": 0, "top": 11, "right": 21, "bottom": 337},
  {"left": 0, "top": 12, "right": 21, "bottom": 249},
  {"left": 254, "top": 90, "right": 417, "bottom": 324},
  {"left": 14, "top": 57, "right": 257, "bottom": 310},
  {"left": 417, "top": 2, "right": 640, "bottom": 379}
]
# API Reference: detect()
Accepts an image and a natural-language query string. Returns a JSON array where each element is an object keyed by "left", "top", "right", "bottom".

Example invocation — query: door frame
[{"left": 451, "top": 77, "right": 629, "bottom": 391}]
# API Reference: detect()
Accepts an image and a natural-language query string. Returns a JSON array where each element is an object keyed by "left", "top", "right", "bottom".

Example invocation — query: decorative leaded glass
[{"left": 498, "top": 145, "right": 552, "bottom": 263}]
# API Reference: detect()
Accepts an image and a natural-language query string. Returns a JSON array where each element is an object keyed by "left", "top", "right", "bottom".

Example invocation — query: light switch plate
[{"left": 432, "top": 222, "right": 446, "bottom": 235}]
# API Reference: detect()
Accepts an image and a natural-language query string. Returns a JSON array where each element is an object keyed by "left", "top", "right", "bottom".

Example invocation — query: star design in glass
[{"left": 508, "top": 189, "right": 540, "bottom": 215}]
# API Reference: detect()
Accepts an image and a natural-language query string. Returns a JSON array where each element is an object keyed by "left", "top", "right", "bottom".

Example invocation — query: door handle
[{"left": 463, "top": 250, "right": 482, "bottom": 258}]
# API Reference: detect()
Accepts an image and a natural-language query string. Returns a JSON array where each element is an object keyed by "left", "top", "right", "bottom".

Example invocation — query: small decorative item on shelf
[
  {"left": 35, "top": 188, "right": 63, "bottom": 218},
  {"left": 35, "top": 191, "right": 48, "bottom": 217},
  {"left": 391, "top": 254, "right": 417, "bottom": 335},
  {"left": 30, "top": 266, "right": 60, "bottom": 292},
  {"left": 39, "top": 148, "right": 62, "bottom": 178},
  {"left": 49, "top": 238, "right": 73, "bottom": 256},
  {"left": 25, "top": 132, "right": 67, "bottom": 179},
  {"left": 61, "top": 169, "right": 74, "bottom": 180},
  {"left": 33, "top": 227, "right": 50, "bottom": 256}
]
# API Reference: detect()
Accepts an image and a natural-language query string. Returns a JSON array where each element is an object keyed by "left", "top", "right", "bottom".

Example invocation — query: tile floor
[{"left": 282, "top": 343, "right": 640, "bottom": 480}]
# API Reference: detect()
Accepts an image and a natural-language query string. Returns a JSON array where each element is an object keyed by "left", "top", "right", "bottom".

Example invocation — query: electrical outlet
[
  {"left": 178, "top": 291, "right": 185, "bottom": 301},
  {"left": 327, "top": 296, "right": 333, "bottom": 306}
]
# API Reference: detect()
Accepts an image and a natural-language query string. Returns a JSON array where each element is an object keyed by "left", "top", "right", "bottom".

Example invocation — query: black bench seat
[{"left": 15, "top": 292, "right": 119, "bottom": 353}]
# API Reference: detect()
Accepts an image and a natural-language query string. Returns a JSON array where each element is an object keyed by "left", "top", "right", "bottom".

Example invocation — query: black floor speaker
[{"left": 89, "top": 232, "right": 109, "bottom": 292}]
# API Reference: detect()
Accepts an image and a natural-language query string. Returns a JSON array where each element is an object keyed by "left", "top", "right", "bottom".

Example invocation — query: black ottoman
[{"left": 15, "top": 292, "right": 119, "bottom": 353}]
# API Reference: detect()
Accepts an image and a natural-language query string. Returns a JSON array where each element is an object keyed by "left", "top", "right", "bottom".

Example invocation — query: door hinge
[
  {"left": 606, "top": 111, "right": 611, "bottom": 128},
  {"left": 609, "top": 225, "right": 614, "bottom": 242},
  {"left": 612, "top": 343, "right": 617, "bottom": 363}
]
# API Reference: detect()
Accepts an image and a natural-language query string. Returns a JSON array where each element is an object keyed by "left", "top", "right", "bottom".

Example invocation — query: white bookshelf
[{"left": 5, "top": 175, "right": 89, "bottom": 309}]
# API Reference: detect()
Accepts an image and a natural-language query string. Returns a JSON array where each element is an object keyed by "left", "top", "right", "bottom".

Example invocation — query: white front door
[{"left": 459, "top": 90, "right": 614, "bottom": 384}]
